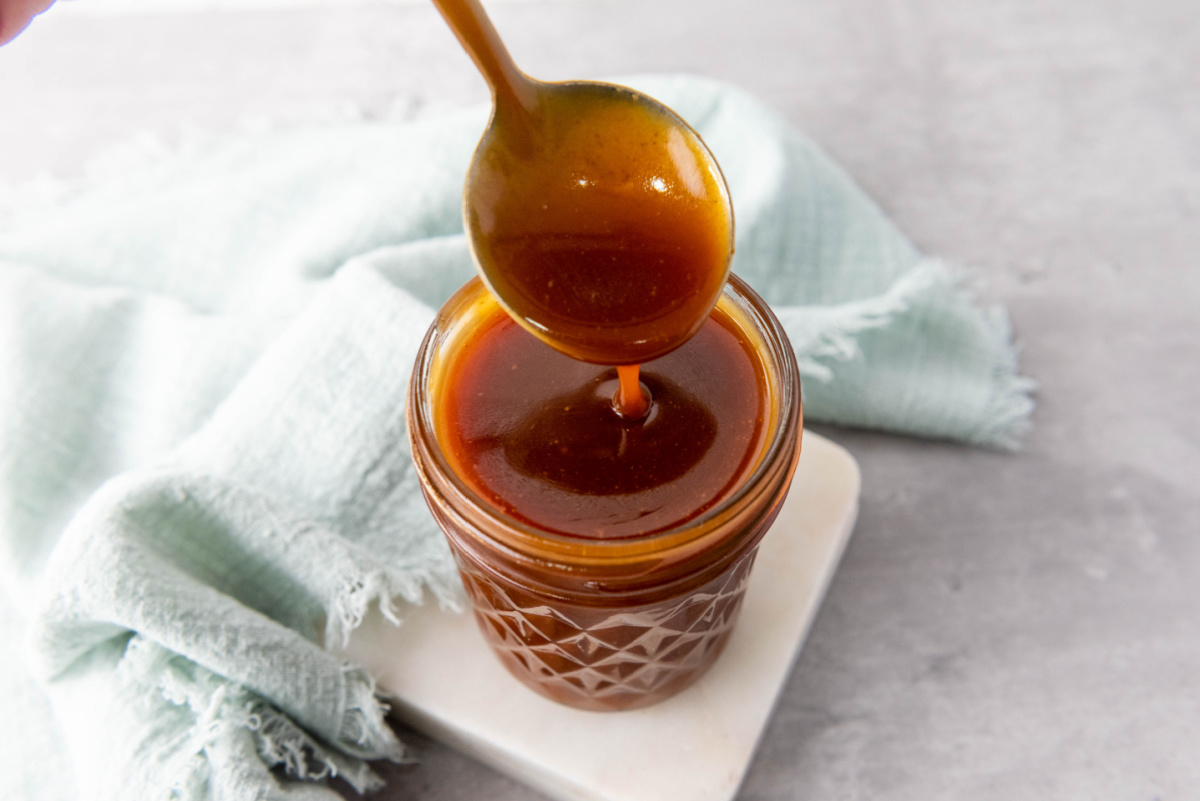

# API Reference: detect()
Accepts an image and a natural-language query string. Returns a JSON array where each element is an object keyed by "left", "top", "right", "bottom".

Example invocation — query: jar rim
[{"left": 406, "top": 272, "right": 802, "bottom": 565}]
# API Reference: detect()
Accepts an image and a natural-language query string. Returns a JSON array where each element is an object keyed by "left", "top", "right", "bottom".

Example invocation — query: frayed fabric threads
[
  {"left": 775, "top": 259, "right": 1035, "bottom": 448},
  {"left": 116, "top": 639, "right": 394, "bottom": 800},
  {"left": 779, "top": 261, "right": 948, "bottom": 381}
]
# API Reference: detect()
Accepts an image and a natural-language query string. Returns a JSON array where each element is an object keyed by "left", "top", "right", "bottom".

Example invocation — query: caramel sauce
[{"left": 436, "top": 298, "right": 769, "bottom": 540}]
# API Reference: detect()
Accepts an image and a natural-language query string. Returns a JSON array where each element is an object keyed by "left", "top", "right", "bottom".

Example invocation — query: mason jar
[{"left": 407, "top": 274, "right": 801, "bottom": 711}]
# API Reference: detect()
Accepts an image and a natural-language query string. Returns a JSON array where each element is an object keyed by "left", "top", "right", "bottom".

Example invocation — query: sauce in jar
[
  {"left": 408, "top": 277, "right": 801, "bottom": 711},
  {"left": 436, "top": 299, "right": 769, "bottom": 540}
]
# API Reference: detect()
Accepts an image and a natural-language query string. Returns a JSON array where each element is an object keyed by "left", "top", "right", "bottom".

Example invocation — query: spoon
[{"left": 432, "top": 0, "right": 735, "bottom": 384}]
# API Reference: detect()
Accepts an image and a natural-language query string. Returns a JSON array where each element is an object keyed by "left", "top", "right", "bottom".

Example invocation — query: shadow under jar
[{"left": 407, "top": 274, "right": 802, "bottom": 711}]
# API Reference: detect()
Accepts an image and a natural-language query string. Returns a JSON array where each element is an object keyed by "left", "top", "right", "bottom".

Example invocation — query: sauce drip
[{"left": 613, "top": 364, "right": 649, "bottom": 420}]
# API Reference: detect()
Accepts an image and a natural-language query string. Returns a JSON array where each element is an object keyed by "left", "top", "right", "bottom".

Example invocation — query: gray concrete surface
[{"left": 2, "top": 0, "right": 1197, "bottom": 798}]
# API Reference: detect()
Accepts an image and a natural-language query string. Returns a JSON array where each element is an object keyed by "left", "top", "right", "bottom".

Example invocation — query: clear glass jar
[{"left": 407, "top": 274, "right": 802, "bottom": 711}]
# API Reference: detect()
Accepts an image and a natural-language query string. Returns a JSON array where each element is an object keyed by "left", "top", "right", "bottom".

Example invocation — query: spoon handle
[{"left": 431, "top": 0, "right": 537, "bottom": 111}]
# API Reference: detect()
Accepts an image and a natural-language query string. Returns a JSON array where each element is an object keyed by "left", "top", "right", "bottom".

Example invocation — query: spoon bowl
[{"left": 467, "top": 78, "right": 734, "bottom": 365}]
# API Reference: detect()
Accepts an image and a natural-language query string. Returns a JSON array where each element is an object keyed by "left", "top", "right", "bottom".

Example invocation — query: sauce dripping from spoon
[{"left": 432, "top": 0, "right": 734, "bottom": 417}]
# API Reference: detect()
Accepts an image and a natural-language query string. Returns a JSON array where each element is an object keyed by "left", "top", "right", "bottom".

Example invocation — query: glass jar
[{"left": 407, "top": 274, "right": 802, "bottom": 711}]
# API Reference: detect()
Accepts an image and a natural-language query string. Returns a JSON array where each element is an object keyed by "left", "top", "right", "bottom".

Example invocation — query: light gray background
[{"left": 2, "top": 0, "right": 1197, "bottom": 798}]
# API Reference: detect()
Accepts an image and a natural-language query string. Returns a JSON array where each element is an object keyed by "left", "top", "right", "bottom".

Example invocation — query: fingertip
[{"left": 0, "top": 0, "right": 56, "bottom": 46}]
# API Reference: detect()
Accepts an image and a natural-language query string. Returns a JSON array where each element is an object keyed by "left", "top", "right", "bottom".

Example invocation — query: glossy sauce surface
[{"left": 436, "top": 300, "right": 769, "bottom": 540}]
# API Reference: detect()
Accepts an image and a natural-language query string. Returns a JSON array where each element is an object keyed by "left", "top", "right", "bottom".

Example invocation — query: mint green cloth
[{"left": 0, "top": 75, "right": 1033, "bottom": 800}]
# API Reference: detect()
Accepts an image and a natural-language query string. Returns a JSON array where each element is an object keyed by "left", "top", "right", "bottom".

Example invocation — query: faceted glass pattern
[{"left": 455, "top": 550, "right": 759, "bottom": 711}]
